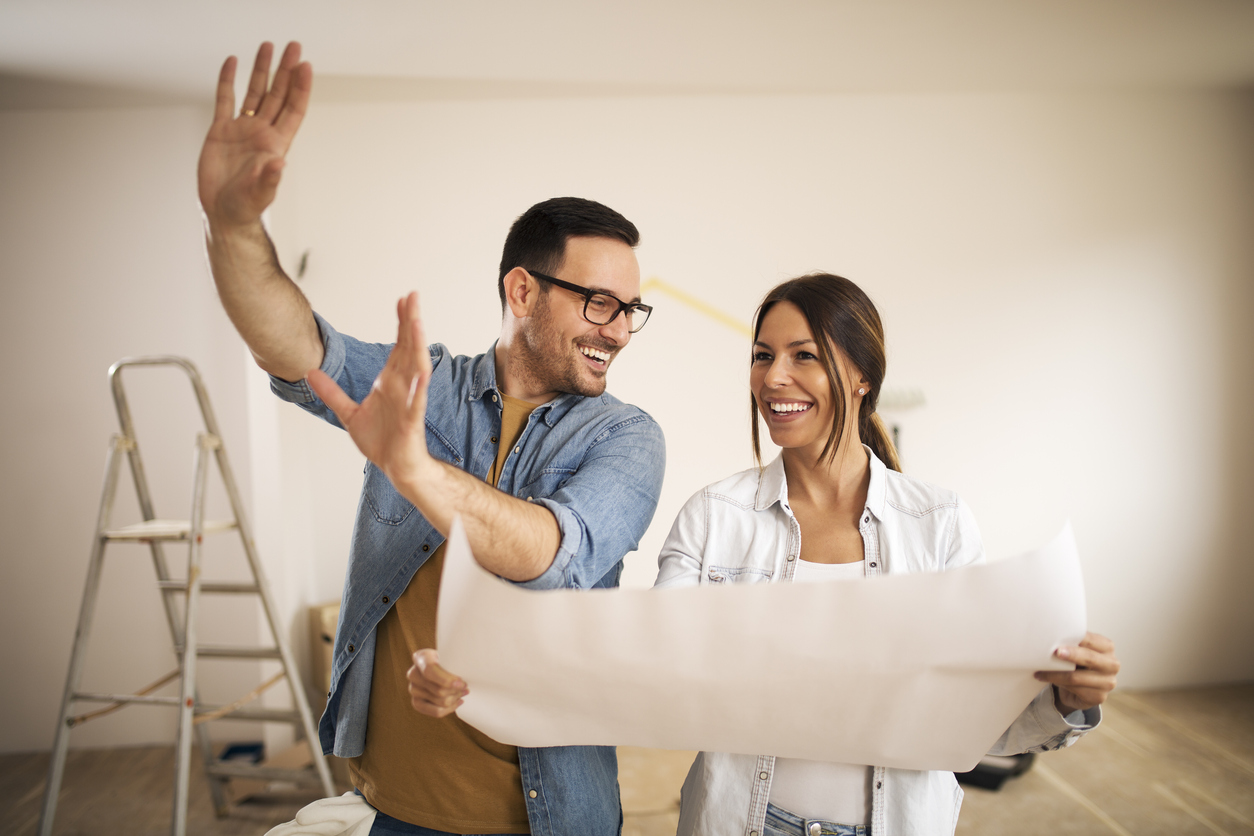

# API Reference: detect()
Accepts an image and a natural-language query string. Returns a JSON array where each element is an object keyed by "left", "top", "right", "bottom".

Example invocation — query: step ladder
[{"left": 38, "top": 355, "right": 335, "bottom": 836}]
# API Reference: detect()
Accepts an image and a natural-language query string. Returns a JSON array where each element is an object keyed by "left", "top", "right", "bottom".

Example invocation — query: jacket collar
[
  {"left": 755, "top": 444, "right": 889, "bottom": 520},
  {"left": 467, "top": 340, "right": 584, "bottom": 427},
  {"left": 754, "top": 454, "right": 790, "bottom": 513}
]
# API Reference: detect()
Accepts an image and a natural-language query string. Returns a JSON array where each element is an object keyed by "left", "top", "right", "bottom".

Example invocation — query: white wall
[
  {"left": 270, "top": 90, "right": 1254, "bottom": 690},
  {"left": 2, "top": 88, "right": 1251, "bottom": 752},
  {"left": 0, "top": 104, "right": 268, "bottom": 751}
]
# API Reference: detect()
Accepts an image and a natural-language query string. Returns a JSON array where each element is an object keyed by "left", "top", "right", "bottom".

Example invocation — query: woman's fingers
[
  {"left": 1036, "top": 631, "right": 1119, "bottom": 712},
  {"left": 1057, "top": 632, "right": 1121, "bottom": 674}
]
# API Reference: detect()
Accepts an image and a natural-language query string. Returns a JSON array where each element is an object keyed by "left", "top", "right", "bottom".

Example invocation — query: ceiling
[{"left": 3, "top": 0, "right": 1254, "bottom": 109}]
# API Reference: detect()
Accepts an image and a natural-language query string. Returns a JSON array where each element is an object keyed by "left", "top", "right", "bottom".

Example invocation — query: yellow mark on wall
[{"left": 641, "top": 277, "right": 752, "bottom": 338}]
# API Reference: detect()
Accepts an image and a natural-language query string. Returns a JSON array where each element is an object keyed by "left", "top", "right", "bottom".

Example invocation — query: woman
[{"left": 654, "top": 273, "right": 1118, "bottom": 836}]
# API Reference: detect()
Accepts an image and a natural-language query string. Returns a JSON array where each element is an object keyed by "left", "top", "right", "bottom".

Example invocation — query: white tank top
[{"left": 767, "top": 558, "right": 871, "bottom": 825}]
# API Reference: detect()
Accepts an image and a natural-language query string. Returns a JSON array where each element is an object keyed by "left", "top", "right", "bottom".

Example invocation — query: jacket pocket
[
  {"left": 363, "top": 463, "right": 415, "bottom": 525},
  {"left": 706, "top": 566, "right": 773, "bottom": 584}
]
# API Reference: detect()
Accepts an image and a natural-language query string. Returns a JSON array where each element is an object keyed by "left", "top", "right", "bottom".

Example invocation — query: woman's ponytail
[{"left": 862, "top": 409, "right": 901, "bottom": 473}]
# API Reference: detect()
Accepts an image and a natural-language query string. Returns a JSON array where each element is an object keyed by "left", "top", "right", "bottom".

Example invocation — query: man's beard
[{"left": 518, "top": 293, "right": 609, "bottom": 398}]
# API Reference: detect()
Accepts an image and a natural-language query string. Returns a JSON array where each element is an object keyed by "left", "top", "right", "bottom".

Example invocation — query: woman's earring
[{"left": 858, "top": 387, "right": 866, "bottom": 396}]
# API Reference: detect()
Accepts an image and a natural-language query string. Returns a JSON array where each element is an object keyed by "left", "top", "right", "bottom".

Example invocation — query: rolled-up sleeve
[
  {"left": 268, "top": 312, "right": 349, "bottom": 407},
  {"left": 518, "top": 414, "right": 665, "bottom": 591},
  {"left": 268, "top": 312, "right": 406, "bottom": 429},
  {"left": 989, "top": 685, "right": 1101, "bottom": 755}
]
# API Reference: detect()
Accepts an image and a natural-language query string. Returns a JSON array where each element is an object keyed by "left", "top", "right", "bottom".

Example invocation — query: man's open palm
[{"left": 198, "top": 41, "right": 311, "bottom": 227}]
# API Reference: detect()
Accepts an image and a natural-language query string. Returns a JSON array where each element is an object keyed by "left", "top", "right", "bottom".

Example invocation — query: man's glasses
[{"left": 526, "top": 270, "right": 653, "bottom": 333}]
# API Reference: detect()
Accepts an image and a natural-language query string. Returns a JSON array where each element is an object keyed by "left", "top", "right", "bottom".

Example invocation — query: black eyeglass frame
[{"left": 525, "top": 269, "right": 653, "bottom": 333}]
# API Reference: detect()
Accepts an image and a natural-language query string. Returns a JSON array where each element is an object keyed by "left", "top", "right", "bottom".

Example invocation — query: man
[{"left": 198, "top": 41, "right": 665, "bottom": 835}]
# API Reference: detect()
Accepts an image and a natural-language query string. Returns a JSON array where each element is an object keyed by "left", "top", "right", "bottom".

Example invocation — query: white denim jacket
[{"left": 654, "top": 448, "right": 1099, "bottom": 836}]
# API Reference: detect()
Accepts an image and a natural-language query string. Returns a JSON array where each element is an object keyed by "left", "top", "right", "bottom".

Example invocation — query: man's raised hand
[
  {"left": 198, "top": 41, "right": 312, "bottom": 228},
  {"left": 308, "top": 293, "right": 437, "bottom": 496}
]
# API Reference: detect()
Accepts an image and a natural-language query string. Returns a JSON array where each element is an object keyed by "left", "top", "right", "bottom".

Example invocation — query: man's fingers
[
  {"left": 308, "top": 369, "right": 360, "bottom": 425},
  {"left": 240, "top": 41, "right": 274, "bottom": 116},
  {"left": 409, "top": 293, "right": 432, "bottom": 375},
  {"left": 390, "top": 292, "right": 426, "bottom": 379},
  {"left": 408, "top": 649, "right": 468, "bottom": 716},
  {"left": 258, "top": 41, "right": 301, "bottom": 123},
  {"left": 412, "top": 649, "right": 467, "bottom": 690},
  {"left": 393, "top": 292, "right": 432, "bottom": 417},
  {"left": 213, "top": 56, "right": 237, "bottom": 124},
  {"left": 273, "top": 61, "right": 312, "bottom": 139}
]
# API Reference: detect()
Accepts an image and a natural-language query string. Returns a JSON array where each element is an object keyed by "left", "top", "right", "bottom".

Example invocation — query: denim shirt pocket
[
  {"left": 516, "top": 465, "right": 578, "bottom": 501},
  {"left": 362, "top": 462, "right": 415, "bottom": 525},
  {"left": 706, "top": 565, "right": 774, "bottom": 584}
]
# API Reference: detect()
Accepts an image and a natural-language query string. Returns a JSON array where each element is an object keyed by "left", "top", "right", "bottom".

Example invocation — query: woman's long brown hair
[{"left": 751, "top": 273, "right": 902, "bottom": 472}]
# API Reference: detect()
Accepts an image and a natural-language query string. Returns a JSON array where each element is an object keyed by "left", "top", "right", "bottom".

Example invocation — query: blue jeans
[
  {"left": 369, "top": 808, "right": 527, "bottom": 836},
  {"left": 764, "top": 802, "right": 870, "bottom": 836}
]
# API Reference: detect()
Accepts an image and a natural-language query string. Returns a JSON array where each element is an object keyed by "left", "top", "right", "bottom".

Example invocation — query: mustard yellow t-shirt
[{"left": 350, "top": 394, "right": 537, "bottom": 832}]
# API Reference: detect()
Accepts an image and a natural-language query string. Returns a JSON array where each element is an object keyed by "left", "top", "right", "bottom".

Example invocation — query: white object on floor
[{"left": 264, "top": 791, "right": 376, "bottom": 836}]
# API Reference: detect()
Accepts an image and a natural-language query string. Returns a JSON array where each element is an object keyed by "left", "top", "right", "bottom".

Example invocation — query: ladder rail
[
  {"left": 40, "top": 355, "right": 335, "bottom": 836},
  {"left": 38, "top": 436, "right": 128, "bottom": 836},
  {"left": 214, "top": 438, "right": 337, "bottom": 794},
  {"left": 110, "top": 357, "right": 230, "bottom": 821}
]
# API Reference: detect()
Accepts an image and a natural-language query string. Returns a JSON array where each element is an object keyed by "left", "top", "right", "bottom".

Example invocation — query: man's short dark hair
[{"left": 498, "top": 197, "right": 640, "bottom": 309}]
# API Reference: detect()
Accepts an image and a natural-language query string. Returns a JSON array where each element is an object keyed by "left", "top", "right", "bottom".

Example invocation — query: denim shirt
[
  {"left": 654, "top": 449, "right": 1098, "bottom": 836},
  {"left": 270, "top": 313, "right": 666, "bottom": 836}
]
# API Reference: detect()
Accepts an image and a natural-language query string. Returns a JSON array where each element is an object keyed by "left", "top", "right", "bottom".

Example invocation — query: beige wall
[
  {"left": 0, "top": 104, "right": 265, "bottom": 751},
  {"left": 2, "top": 89, "right": 1251, "bottom": 753}
]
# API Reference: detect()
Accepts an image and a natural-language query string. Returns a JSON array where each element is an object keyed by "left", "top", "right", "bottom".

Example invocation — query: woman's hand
[{"left": 1035, "top": 631, "right": 1120, "bottom": 714}]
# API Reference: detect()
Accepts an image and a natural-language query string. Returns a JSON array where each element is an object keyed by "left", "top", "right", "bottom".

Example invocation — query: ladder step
[
  {"left": 102, "top": 518, "right": 238, "bottom": 541},
  {"left": 179, "top": 645, "right": 283, "bottom": 659},
  {"left": 205, "top": 762, "right": 327, "bottom": 784},
  {"left": 69, "top": 694, "right": 299, "bottom": 723},
  {"left": 156, "top": 580, "right": 260, "bottom": 594},
  {"left": 73, "top": 691, "right": 181, "bottom": 706},
  {"left": 197, "top": 706, "right": 302, "bottom": 723}
]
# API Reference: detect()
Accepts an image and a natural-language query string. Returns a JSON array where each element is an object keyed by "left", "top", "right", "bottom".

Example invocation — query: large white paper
[{"left": 437, "top": 521, "right": 1086, "bottom": 772}]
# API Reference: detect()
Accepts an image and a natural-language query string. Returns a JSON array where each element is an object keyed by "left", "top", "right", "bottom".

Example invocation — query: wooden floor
[{"left": 3, "top": 684, "right": 1250, "bottom": 836}]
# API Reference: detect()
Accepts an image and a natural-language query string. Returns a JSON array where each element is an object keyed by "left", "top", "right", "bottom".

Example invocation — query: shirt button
[
  {"left": 422, "top": 544, "right": 430, "bottom": 552},
  {"left": 528, "top": 789, "right": 537, "bottom": 798},
  {"left": 381, "top": 596, "right": 389, "bottom": 604},
  {"left": 491, "top": 437, "right": 498, "bottom": 443},
  {"left": 492, "top": 394, "right": 498, "bottom": 402},
  {"left": 869, "top": 562, "right": 876, "bottom": 568},
  {"left": 876, "top": 780, "right": 883, "bottom": 789},
  {"left": 786, "top": 554, "right": 795, "bottom": 561},
  {"left": 514, "top": 447, "right": 520, "bottom": 454},
  {"left": 809, "top": 824, "right": 822, "bottom": 836},
  {"left": 347, "top": 644, "right": 355, "bottom": 653},
  {"left": 759, "top": 771, "right": 769, "bottom": 780}
]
